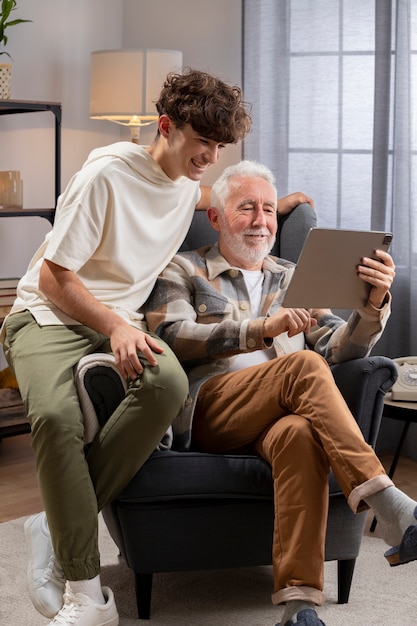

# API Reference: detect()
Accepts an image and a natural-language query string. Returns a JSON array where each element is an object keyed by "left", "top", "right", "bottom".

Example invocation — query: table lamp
[{"left": 89, "top": 49, "right": 183, "bottom": 143}]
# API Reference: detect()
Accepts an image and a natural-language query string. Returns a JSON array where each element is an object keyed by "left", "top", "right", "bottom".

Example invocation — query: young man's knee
[
  {"left": 130, "top": 355, "right": 188, "bottom": 418},
  {"left": 143, "top": 350, "right": 186, "bottom": 387}
]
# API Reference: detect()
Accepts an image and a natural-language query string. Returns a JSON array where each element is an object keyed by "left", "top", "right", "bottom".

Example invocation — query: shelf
[
  {"left": 0, "top": 99, "right": 61, "bottom": 221},
  {"left": 0, "top": 208, "right": 55, "bottom": 224},
  {"left": 0, "top": 99, "right": 61, "bottom": 115},
  {"left": 0, "top": 101, "right": 61, "bottom": 437}
]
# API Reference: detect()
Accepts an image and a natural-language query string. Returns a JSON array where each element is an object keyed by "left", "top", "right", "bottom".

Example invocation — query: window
[{"left": 243, "top": 0, "right": 417, "bottom": 356}]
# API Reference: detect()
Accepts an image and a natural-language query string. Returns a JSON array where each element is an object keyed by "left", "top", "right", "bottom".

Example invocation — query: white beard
[{"left": 221, "top": 226, "right": 276, "bottom": 266}]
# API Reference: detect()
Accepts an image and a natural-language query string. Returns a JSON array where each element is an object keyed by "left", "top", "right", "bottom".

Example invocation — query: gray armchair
[{"left": 77, "top": 205, "right": 397, "bottom": 619}]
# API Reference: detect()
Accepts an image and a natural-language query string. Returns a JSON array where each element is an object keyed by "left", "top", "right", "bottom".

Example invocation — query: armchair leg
[
  {"left": 337, "top": 558, "right": 356, "bottom": 604},
  {"left": 134, "top": 572, "right": 153, "bottom": 620}
]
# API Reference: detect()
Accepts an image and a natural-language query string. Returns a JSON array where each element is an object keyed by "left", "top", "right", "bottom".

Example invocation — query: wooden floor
[
  {"left": 0, "top": 433, "right": 44, "bottom": 522},
  {"left": 1, "top": 433, "right": 417, "bottom": 537}
]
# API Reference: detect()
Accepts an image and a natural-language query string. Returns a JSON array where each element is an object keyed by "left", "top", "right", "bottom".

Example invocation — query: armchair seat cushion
[
  {"left": 114, "top": 450, "right": 273, "bottom": 503},
  {"left": 118, "top": 449, "right": 348, "bottom": 506}
]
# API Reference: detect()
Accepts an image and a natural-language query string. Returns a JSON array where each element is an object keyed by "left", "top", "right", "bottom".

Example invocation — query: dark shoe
[
  {"left": 276, "top": 608, "right": 326, "bottom": 626},
  {"left": 384, "top": 523, "right": 417, "bottom": 566}
]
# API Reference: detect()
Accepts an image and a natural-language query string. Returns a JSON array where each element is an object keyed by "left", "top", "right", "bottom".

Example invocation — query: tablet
[{"left": 282, "top": 228, "right": 393, "bottom": 309}]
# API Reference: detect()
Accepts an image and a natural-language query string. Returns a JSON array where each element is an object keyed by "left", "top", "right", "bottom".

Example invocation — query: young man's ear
[
  {"left": 207, "top": 207, "right": 221, "bottom": 232},
  {"left": 158, "top": 115, "right": 171, "bottom": 137}
]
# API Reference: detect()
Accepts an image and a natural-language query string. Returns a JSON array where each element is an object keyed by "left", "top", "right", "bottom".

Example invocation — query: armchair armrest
[
  {"left": 76, "top": 353, "right": 397, "bottom": 453},
  {"left": 276, "top": 202, "right": 317, "bottom": 263},
  {"left": 330, "top": 356, "right": 398, "bottom": 447}
]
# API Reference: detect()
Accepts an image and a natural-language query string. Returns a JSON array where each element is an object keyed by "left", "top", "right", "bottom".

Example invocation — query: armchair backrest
[{"left": 180, "top": 203, "right": 317, "bottom": 264}]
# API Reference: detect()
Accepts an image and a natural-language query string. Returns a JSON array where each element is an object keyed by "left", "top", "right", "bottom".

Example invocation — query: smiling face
[
  {"left": 208, "top": 175, "right": 278, "bottom": 270},
  {"left": 150, "top": 115, "right": 226, "bottom": 181}
]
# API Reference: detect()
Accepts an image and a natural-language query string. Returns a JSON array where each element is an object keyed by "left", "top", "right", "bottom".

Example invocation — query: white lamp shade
[{"left": 89, "top": 49, "right": 183, "bottom": 123}]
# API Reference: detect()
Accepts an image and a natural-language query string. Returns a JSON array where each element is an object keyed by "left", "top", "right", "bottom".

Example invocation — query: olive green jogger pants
[{"left": 3, "top": 311, "right": 188, "bottom": 580}]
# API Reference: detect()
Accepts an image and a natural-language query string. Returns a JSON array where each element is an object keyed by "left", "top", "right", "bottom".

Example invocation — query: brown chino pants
[{"left": 192, "top": 350, "right": 392, "bottom": 605}]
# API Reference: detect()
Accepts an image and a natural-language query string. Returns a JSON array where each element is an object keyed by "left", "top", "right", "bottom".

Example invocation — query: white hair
[{"left": 210, "top": 160, "right": 277, "bottom": 212}]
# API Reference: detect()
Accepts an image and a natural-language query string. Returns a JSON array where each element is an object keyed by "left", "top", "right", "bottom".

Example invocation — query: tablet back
[{"left": 282, "top": 228, "right": 393, "bottom": 309}]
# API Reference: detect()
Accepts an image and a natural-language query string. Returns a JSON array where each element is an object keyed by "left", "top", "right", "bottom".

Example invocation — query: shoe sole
[
  {"left": 385, "top": 550, "right": 417, "bottom": 566},
  {"left": 24, "top": 515, "right": 64, "bottom": 619},
  {"left": 384, "top": 525, "right": 417, "bottom": 567}
]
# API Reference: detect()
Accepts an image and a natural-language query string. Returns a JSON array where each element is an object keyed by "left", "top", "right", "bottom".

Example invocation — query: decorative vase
[{"left": 0, "top": 63, "right": 12, "bottom": 100}]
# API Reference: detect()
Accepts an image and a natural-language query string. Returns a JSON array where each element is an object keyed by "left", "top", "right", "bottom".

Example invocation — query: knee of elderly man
[
  {"left": 256, "top": 414, "right": 329, "bottom": 471},
  {"left": 282, "top": 349, "right": 332, "bottom": 376}
]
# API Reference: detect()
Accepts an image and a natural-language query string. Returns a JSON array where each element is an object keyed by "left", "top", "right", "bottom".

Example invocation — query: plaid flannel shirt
[{"left": 144, "top": 243, "right": 391, "bottom": 450}]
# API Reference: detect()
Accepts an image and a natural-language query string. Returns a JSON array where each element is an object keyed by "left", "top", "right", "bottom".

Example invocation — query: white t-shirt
[
  {"left": 8, "top": 142, "right": 201, "bottom": 329},
  {"left": 229, "top": 269, "right": 276, "bottom": 371},
  {"left": 228, "top": 268, "right": 305, "bottom": 372}
]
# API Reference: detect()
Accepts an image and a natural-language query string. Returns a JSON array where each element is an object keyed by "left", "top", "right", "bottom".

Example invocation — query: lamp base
[{"left": 130, "top": 126, "right": 141, "bottom": 144}]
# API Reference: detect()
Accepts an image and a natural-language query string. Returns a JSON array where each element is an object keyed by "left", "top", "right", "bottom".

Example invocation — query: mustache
[{"left": 243, "top": 229, "right": 272, "bottom": 236}]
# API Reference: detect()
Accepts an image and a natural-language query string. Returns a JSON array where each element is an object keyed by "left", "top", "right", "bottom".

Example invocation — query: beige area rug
[{"left": 0, "top": 514, "right": 415, "bottom": 625}]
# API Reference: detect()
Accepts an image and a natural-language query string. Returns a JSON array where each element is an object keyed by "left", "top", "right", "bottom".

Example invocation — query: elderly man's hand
[
  {"left": 357, "top": 249, "right": 395, "bottom": 308},
  {"left": 263, "top": 307, "right": 317, "bottom": 339}
]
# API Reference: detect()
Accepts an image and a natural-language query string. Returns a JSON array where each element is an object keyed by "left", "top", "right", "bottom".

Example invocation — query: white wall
[
  {"left": 0, "top": 0, "right": 242, "bottom": 368},
  {"left": 0, "top": 0, "right": 124, "bottom": 279},
  {"left": 122, "top": 0, "right": 243, "bottom": 184},
  {"left": 0, "top": 0, "right": 242, "bottom": 272}
]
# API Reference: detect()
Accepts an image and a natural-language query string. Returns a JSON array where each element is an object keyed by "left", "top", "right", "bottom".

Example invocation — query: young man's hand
[
  {"left": 277, "top": 192, "right": 314, "bottom": 215},
  {"left": 109, "top": 326, "right": 164, "bottom": 380}
]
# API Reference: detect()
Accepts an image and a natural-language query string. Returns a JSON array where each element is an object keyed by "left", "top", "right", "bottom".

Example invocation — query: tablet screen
[{"left": 282, "top": 228, "right": 393, "bottom": 309}]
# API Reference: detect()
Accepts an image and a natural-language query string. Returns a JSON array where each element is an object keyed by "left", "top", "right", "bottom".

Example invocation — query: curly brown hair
[{"left": 155, "top": 68, "right": 252, "bottom": 144}]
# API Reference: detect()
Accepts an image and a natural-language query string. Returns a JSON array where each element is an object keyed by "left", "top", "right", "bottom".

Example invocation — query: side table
[{"left": 370, "top": 392, "right": 417, "bottom": 532}]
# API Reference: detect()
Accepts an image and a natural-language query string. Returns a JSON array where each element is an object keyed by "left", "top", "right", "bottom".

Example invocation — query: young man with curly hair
[
  {"left": 1, "top": 68, "right": 311, "bottom": 626},
  {"left": 1, "top": 69, "right": 249, "bottom": 626}
]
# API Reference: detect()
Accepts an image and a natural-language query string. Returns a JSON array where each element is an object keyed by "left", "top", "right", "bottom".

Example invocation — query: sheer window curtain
[{"left": 243, "top": 0, "right": 416, "bottom": 358}]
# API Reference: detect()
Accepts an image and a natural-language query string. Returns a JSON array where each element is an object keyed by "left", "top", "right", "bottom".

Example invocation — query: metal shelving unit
[
  {"left": 0, "top": 99, "right": 62, "bottom": 224},
  {"left": 0, "top": 102, "right": 62, "bottom": 439}
]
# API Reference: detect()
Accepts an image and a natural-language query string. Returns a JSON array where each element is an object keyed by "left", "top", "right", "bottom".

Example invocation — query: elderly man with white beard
[{"left": 144, "top": 160, "right": 417, "bottom": 626}]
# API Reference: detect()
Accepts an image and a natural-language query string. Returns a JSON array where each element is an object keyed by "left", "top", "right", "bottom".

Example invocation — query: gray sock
[
  {"left": 280, "top": 600, "right": 315, "bottom": 625},
  {"left": 365, "top": 485, "right": 417, "bottom": 546}
]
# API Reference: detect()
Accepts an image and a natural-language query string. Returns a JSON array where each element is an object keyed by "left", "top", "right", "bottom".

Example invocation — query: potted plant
[{"left": 0, "top": 0, "right": 32, "bottom": 99}]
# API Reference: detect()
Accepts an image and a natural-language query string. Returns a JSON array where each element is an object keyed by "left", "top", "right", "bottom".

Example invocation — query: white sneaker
[
  {"left": 24, "top": 512, "right": 66, "bottom": 618},
  {"left": 48, "top": 586, "right": 119, "bottom": 626}
]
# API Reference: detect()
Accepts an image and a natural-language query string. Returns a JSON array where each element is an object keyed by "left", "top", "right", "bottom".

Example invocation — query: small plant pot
[{"left": 0, "top": 64, "right": 12, "bottom": 99}]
